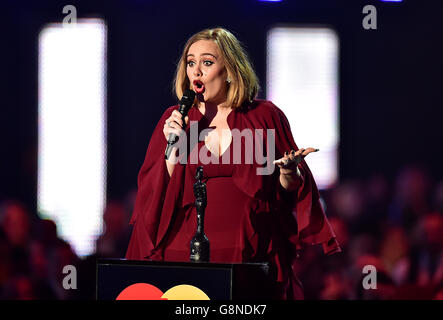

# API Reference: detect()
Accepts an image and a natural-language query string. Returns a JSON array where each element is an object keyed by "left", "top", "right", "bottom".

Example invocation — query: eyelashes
[{"left": 187, "top": 60, "right": 214, "bottom": 67}]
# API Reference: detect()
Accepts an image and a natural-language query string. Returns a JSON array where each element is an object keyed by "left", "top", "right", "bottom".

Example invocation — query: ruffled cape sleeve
[
  {"left": 269, "top": 102, "right": 341, "bottom": 256},
  {"left": 125, "top": 105, "right": 178, "bottom": 260}
]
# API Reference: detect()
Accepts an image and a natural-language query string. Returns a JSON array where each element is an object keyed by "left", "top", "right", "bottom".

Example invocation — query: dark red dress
[
  {"left": 162, "top": 139, "right": 251, "bottom": 263},
  {"left": 126, "top": 100, "right": 340, "bottom": 299}
]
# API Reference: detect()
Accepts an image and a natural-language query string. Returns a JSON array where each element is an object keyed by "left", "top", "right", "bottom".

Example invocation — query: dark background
[{"left": 1, "top": 0, "right": 442, "bottom": 211}]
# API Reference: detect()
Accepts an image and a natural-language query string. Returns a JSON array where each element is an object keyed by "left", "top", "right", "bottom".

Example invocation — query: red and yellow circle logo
[{"left": 116, "top": 283, "right": 210, "bottom": 300}]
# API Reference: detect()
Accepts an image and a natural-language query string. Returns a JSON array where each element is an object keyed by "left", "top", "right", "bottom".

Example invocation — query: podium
[{"left": 96, "top": 259, "right": 271, "bottom": 300}]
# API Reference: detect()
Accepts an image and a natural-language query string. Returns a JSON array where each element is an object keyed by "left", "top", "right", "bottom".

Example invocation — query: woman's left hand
[{"left": 273, "top": 148, "right": 319, "bottom": 176}]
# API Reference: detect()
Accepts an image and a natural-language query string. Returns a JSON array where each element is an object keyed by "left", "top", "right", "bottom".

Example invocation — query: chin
[{"left": 199, "top": 94, "right": 214, "bottom": 103}]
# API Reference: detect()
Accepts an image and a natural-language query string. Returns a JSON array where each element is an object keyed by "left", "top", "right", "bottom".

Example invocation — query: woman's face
[{"left": 186, "top": 40, "right": 228, "bottom": 105}]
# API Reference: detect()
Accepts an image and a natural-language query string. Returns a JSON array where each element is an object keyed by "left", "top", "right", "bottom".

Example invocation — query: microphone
[{"left": 165, "top": 89, "right": 195, "bottom": 160}]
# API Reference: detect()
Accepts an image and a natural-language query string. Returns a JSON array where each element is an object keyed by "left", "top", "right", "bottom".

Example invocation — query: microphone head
[{"left": 178, "top": 89, "right": 195, "bottom": 114}]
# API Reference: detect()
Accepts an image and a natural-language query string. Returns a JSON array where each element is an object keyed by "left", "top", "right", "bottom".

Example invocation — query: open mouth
[{"left": 193, "top": 80, "right": 205, "bottom": 94}]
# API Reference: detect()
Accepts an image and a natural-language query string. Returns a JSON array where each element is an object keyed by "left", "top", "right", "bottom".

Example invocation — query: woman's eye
[
  {"left": 203, "top": 60, "right": 213, "bottom": 66},
  {"left": 187, "top": 61, "right": 195, "bottom": 67}
]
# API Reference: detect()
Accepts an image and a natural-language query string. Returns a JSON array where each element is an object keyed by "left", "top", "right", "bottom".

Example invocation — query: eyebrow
[{"left": 186, "top": 53, "right": 218, "bottom": 59}]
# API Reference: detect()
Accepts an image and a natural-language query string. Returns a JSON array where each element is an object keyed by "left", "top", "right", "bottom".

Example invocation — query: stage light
[
  {"left": 267, "top": 27, "right": 339, "bottom": 189},
  {"left": 38, "top": 19, "right": 107, "bottom": 257}
]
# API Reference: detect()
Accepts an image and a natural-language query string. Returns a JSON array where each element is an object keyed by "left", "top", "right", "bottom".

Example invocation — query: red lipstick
[{"left": 193, "top": 80, "right": 205, "bottom": 94}]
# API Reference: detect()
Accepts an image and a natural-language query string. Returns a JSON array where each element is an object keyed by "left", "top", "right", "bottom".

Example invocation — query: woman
[{"left": 126, "top": 27, "right": 340, "bottom": 299}]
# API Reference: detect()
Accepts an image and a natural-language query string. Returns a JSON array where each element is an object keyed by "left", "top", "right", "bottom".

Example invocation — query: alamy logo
[
  {"left": 62, "top": 5, "right": 77, "bottom": 26},
  {"left": 169, "top": 121, "right": 277, "bottom": 176},
  {"left": 362, "top": 5, "right": 377, "bottom": 30},
  {"left": 362, "top": 265, "right": 377, "bottom": 290},
  {"left": 62, "top": 265, "right": 77, "bottom": 290}
]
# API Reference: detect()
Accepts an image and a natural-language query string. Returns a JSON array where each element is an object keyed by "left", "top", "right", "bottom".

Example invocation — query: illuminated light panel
[
  {"left": 267, "top": 27, "right": 339, "bottom": 189},
  {"left": 38, "top": 19, "right": 107, "bottom": 257}
]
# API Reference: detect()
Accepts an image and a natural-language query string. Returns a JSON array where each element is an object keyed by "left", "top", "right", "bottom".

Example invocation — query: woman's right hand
[{"left": 163, "top": 110, "right": 189, "bottom": 143}]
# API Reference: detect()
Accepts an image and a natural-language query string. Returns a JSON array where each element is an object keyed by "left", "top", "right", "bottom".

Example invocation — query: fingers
[
  {"left": 162, "top": 110, "right": 192, "bottom": 142},
  {"left": 163, "top": 112, "right": 187, "bottom": 142},
  {"left": 301, "top": 147, "right": 319, "bottom": 156},
  {"left": 171, "top": 111, "right": 189, "bottom": 126},
  {"left": 166, "top": 119, "right": 182, "bottom": 130},
  {"left": 293, "top": 147, "right": 319, "bottom": 157},
  {"left": 273, "top": 150, "right": 294, "bottom": 167},
  {"left": 168, "top": 128, "right": 182, "bottom": 137},
  {"left": 163, "top": 124, "right": 181, "bottom": 138},
  {"left": 272, "top": 158, "right": 288, "bottom": 166},
  {"left": 172, "top": 110, "right": 182, "bottom": 119},
  {"left": 273, "top": 148, "right": 319, "bottom": 167},
  {"left": 164, "top": 112, "right": 185, "bottom": 132},
  {"left": 170, "top": 110, "right": 184, "bottom": 128}
]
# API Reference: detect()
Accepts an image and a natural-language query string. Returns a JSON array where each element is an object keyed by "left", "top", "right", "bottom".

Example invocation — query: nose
[{"left": 193, "top": 65, "right": 202, "bottom": 77}]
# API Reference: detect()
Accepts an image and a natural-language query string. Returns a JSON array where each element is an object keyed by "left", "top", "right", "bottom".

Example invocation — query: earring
[{"left": 227, "top": 78, "right": 231, "bottom": 84}]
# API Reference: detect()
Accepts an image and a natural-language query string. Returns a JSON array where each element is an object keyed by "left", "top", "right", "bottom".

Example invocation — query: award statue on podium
[{"left": 190, "top": 166, "right": 210, "bottom": 262}]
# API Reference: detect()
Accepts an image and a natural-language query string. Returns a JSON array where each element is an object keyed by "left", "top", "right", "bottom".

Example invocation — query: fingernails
[
  {"left": 284, "top": 151, "right": 288, "bottom": 156},
  {"left": 315, "top": 148, "right": 320, "bottom": 152},
  {"left": 291, "top": 150, "right": 295, "bottom": 155}
]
